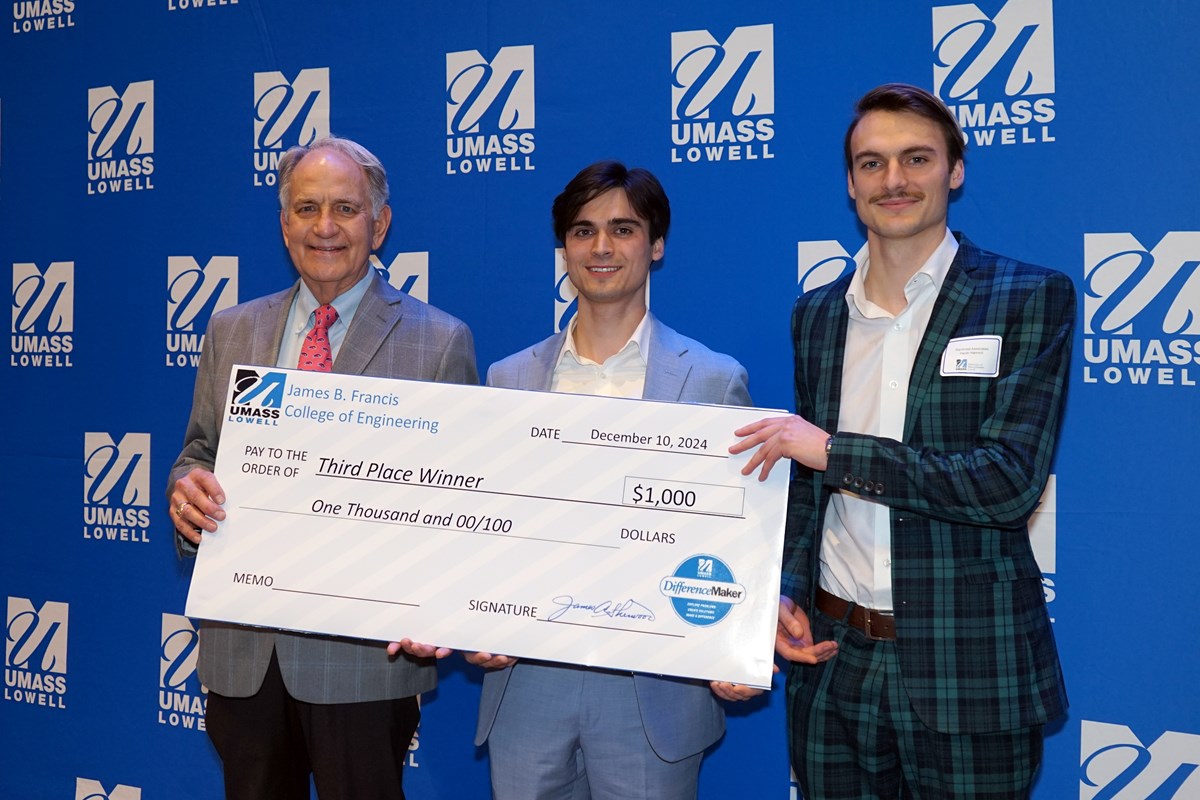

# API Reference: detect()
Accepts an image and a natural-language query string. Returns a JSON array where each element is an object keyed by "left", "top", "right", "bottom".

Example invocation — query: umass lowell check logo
[
  {"left": 229, "top": 369, "right": 286, "bottom": 425},
  {"left": 670, "top": 24, "right": 775, "bottom": 164},
  {"left": 445, "top": 45, "right": 536, "bottom": 175},
  {"left": 1082, "top": 232, "right": 1200, "bottom": 388},
  {"left": 932, "top": 0, "right": 1057, "bottom": 146}
]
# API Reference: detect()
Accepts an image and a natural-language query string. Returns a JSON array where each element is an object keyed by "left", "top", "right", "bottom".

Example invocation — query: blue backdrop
[{"left": 3, "top": 1, "right": 1199, "bottom": 798}]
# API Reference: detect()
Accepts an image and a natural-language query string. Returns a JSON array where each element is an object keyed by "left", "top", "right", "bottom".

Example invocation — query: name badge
[{"left": 940, "top": 335, "right": 1002, "bottom": 377}]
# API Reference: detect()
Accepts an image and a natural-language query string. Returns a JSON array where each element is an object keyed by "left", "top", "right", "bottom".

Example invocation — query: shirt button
[{"left": 889, "top": 380, "right": 899, "bottom": 389}]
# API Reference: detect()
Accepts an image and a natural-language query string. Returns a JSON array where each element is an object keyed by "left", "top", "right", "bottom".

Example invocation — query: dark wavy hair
[
  {"left": 844, "top": 83, "right": 966, "bottom": 170},
  {"left": 552, "top": 161, "right": 670, "bottom": 245}
]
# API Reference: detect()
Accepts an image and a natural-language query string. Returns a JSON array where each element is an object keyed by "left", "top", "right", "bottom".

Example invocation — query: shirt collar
[
  {"left": 558, "top": 312, "right": 651, "bottom": 368},
  {"left": 845, "top": 228, "right": 959, "bottom": 317},
  {"left": 292, "top": 268, "right": 374, "bottom": 335}
]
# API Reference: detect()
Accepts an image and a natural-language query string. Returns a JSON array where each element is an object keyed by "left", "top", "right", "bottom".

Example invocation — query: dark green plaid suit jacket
[{"left": 782, "top": 233, "right": 1073, "bottom": 735}]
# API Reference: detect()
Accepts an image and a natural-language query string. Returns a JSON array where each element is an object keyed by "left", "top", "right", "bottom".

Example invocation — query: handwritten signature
[{"left": 547, "top": 595, "right": 656, "bottom": 623}]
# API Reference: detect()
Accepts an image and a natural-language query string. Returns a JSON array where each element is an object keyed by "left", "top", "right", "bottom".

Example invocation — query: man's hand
[
  {"left": 730, "top": 415, "right": 830, "bottom": 481},
  {"left": 387, "top": 640, "right": 453, "bottom": 659},
  {"left": 169, "top": 468, "right": 227, "bottom": 546},
  {"left": 709, "top": 680, "right": 764, "bottom": 702},
  {"left": 464, "top": 652, "right": 518, "bottom": 669},
  {"left": 776, "top": 596, "right": 838, "bottom": 664}
]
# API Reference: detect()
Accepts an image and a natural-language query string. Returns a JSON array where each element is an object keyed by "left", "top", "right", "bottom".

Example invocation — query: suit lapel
[
  {"left": 815, "top": 299, "right": 848, "bottom": 434},
  {"left": 903, "top": 239, "right": 977, "bottom": 441},
  {"left": 334, "top": 273, "right": 403, "bottom": 377},
  {"left": 253, "top": 285, "right": 296, "bottom": 367},
  {"left": 524, "top": 330, "right": 566, "bottom": 391},
  {"left": 642, "top": 314, "right": 690, "bottom": 402}
]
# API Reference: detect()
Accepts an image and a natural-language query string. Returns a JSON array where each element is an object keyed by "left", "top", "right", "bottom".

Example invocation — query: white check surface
[{"left": 185, "top": 366, "right": 788, "bottom": 687}]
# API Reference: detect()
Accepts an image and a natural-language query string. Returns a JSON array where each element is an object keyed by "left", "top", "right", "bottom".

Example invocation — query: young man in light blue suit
[{"left": 472, "top": 161, "right": 760, "bottom": 799}]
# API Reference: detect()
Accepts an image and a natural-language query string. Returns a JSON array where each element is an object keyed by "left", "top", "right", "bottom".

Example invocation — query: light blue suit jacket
[
  {"left": 474, "top": 313, "right": 751, "bottom": 762},
  {"left": 170, "top": 271, "right": 478, "bottom": 704}
]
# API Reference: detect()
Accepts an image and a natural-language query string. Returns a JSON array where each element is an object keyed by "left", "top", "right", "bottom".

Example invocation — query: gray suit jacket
[
  {"left": 474, "top": 313, "right": 750, "bottom": 762},
  {"left": 170, "top": 271, "right": 478, "bottom": 703}
]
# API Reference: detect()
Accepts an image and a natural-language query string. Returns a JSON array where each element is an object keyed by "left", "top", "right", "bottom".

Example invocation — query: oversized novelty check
[{"left": 185, "top": 365, "right": 788, "bottom": 687}]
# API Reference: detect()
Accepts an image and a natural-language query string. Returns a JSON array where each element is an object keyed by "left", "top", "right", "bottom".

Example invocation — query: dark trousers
[
  {"left": 206, "top": 650, "right": 420, "bottom": 800},
  {"left": 788, "top": 609, "right": 1044, "bottom": 800}
]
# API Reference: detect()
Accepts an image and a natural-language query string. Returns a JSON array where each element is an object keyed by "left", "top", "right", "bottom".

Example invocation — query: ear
[
  {"left": 280, "top": 210, "right": 290, "bottom": 247},
  {"left": 371, "top": 204, "right": 393, "bottom": 249},
  {"left": 651, "top": 236, "right": 665, "bottom": 262},
  {"left": 949, "top": 159, "right": 964, "bottom": 190},
  {"left": 846, "top": 169, "right": 856, "bottom": 200}
]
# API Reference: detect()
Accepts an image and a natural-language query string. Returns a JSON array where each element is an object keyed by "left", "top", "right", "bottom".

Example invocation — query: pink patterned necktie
[{"left": 298, "top": 304, "right": 338, "bottom": 372}]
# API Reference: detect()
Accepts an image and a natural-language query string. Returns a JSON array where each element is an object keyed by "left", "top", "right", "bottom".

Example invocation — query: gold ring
[{"left": 176, "top": 501, "right": 192, "bottom": 516}]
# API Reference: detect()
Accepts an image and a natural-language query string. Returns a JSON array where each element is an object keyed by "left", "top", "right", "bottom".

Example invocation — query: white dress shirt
[
  {"left": 819, "top": 229, "right": 959, "bottom": 610},
  {"left": 276, "top": 268, "right": 374, "bottom": 368},
  {"left": 551, "top": 314, "right": 650, "bottom": 399}
]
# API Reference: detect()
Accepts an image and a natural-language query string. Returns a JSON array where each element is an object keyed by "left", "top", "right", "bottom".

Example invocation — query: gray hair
[{"left": 277, "top": 135, "right": 390, "bottom": 220}]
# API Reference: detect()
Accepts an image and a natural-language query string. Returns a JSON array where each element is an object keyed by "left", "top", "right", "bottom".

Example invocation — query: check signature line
[
  {"left": 239, "top": 506, "right": 620, "bottom": 550},
  {"left": 310, "top": 478, "right": 746, "bottom": 520},
  {"left": 540, "top": 619, "right": 685, "bottom": 638},
  {"left": 560, "top": 439, "right": 728, "bottom": 459},
  {"left": 271, "top": 587, "right": 419, "bottom": 607}
]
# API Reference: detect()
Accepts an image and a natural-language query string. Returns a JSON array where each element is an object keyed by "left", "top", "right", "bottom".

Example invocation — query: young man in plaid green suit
[{"left": 733, "top": 83, "right": 1073, "bottom": 798}]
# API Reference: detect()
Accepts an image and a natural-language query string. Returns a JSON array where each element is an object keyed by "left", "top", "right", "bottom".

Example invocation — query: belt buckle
[{"left": 860, "top": 609, "right": 889, "bottom": 641}]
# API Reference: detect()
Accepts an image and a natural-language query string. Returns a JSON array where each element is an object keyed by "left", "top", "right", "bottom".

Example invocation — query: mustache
[{"left": 870, "top": 190, "right": 925, "bottom": 203}]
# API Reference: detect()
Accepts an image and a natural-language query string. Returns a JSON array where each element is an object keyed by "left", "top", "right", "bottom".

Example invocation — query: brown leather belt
[{"left": 815, "top": 587, "right": 896, "bottom": 641}]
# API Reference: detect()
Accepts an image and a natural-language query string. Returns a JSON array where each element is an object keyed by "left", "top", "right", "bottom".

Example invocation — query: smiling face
[
  {"left": 562, "top": 188, "right": 664, "bottom": 315},
  {"left": 847, "top": 109, "right": 964, "bottom": 252},
  {"left": 280, "top": 148, "right": 392, "bottom": 304}
]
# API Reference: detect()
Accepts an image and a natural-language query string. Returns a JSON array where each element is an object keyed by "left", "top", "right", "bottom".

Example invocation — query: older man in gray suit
[
  {"left": 467, "top": 161, "right": 760, "bottom": 799},
  {"left": 168, "top": 135, "right": 477, "bottom": 800}
]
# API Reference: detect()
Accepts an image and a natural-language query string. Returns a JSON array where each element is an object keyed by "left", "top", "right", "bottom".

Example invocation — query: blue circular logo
[{"left": 660, "top": 554, "right": 746, "bottom": 627}]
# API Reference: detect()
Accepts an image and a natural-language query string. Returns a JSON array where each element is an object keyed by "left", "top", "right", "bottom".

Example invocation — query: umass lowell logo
[
  {"left": 159, "top": 613, "right": 207, "bottom": 731},
  {"left": 445, "top": 44, "right": 536, "bottom": 175},
  {"left": 252, "top": 67, "right": 330, "bottom": 187},
  {"left": 1082, "top": 232, "right": 1200, "bottom": 388},
  {"left": 83, "top": 432, "right": 151, "bottom": 543},
  {"left": 932, "top": 0, "right": 1056, "bottom": 146},
  {"left": 370, "top": 252, "right": 428, "bottom": 303},
  {"left": 553, "top": 248, "right": 577, "bottom": 334},
  {"left": 670, "top": 24, "right": 775, "bottom": 164},
  {"left": 796, "top": 240, "right": 864, "bottom": 295},
  {"left": 1081, "top": 720, "right": 1200, "bottom": 799},
  {"left": 229, "top": 368, "right": 286, "bottom": 425},
  {"left": 12, "top": 0, "right": 75, "bottom": 34},
  {"left": 166, "top": 256, "right": 238, "bottom": 368},
  {"left": 11, "top": 260, "right": 73, "bottom": 368},
  {"left": 4, "top": 597, "right": 68, "bottom": 709},
  {"left": 87, "top": 80, "right": 155, "bottom": 194},
  {"left": 75, "top": 779, "right": 141, "bottom": 800}
]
